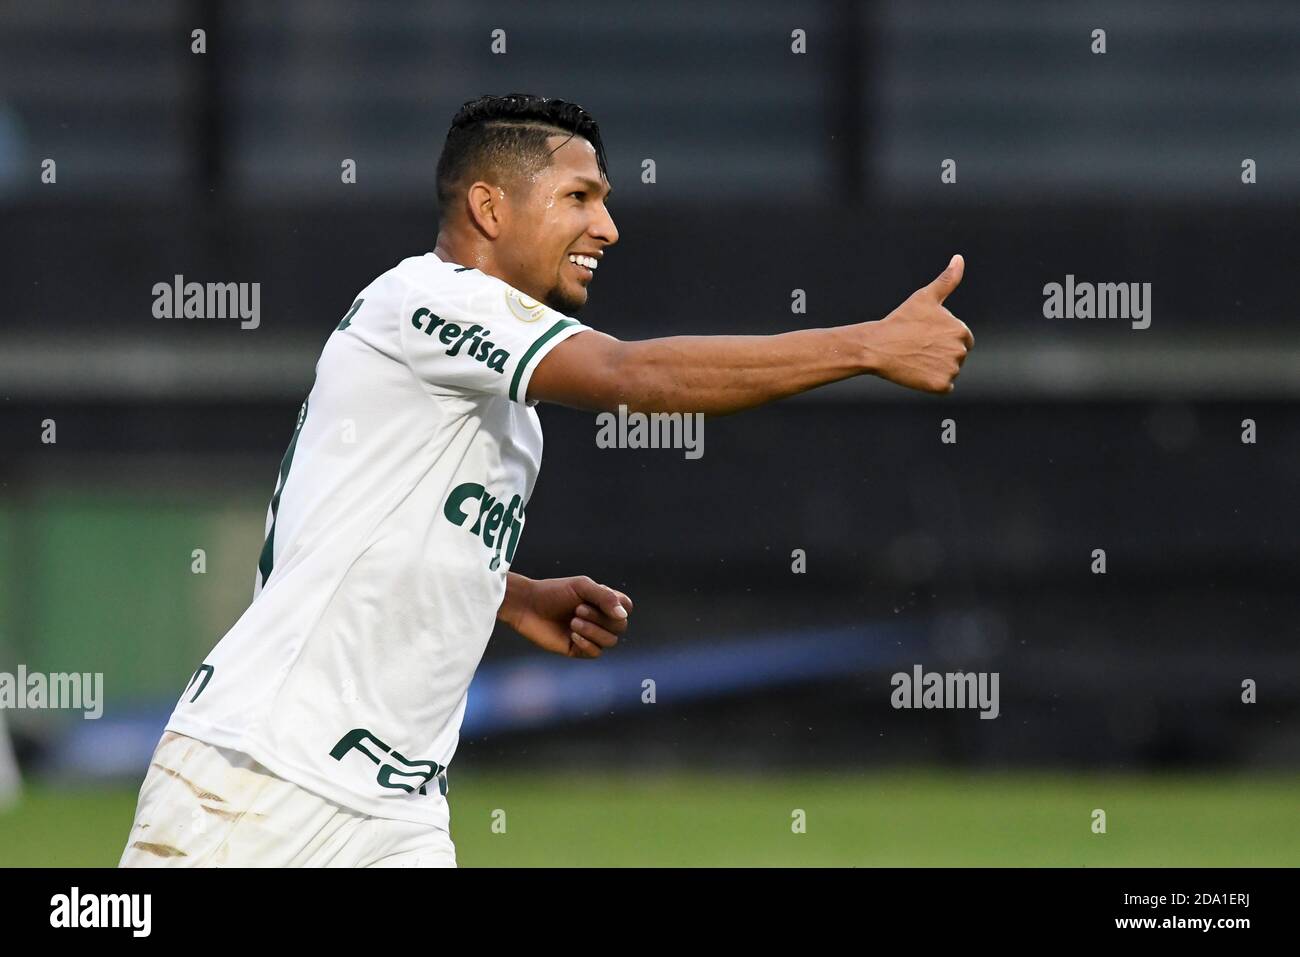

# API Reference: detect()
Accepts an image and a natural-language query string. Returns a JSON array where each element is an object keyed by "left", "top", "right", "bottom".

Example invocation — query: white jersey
[{"left": 167, "top": 251, "right": 591, "bottom": 830}]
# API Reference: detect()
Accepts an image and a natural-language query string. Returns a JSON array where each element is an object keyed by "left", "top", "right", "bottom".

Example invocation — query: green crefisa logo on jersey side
[
  {"left": 443, "top": 483, "right": 525, "bottom": 570},
  {"left": 411, "top": 308, "right": 511, "bottom": 372},
  {"left": 330, "top": 728, "right": 447, "bottom": 797}
]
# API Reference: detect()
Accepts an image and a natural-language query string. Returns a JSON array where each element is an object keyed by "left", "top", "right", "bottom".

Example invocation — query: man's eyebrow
[{"left": 569, "top": 176, "right": 612, "bottom": 201}]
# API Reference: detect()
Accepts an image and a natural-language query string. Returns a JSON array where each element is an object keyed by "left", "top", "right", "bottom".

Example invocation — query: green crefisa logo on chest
[
  {"left": 411, "top": 308, "right": 511, "bottom": 372},
  {"left": 443, "top": 482, "right": 525, "bottom": 570}
]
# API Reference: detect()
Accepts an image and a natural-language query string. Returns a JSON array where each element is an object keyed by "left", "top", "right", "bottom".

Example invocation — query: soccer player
[{"left": 119, "top": 93, "right": 972, "bottom": 868}]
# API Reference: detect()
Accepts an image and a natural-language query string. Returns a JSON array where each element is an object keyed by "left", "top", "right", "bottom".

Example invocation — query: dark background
[{"left": 0, "top": 1, "right": 1296, "bottom": 792}]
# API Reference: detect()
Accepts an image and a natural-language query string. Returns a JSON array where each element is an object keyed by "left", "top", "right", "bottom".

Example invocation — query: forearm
[
  {"left": 498, "top": 571, "right": 533, "bottom": 628},
  {"left": 611, "top": 325, "right": 873, "bottom": 415}
]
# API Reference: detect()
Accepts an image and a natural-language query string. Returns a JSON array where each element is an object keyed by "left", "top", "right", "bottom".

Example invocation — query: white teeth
[{"left": 568, "top": 254, "right": 598, "bottom": 270}]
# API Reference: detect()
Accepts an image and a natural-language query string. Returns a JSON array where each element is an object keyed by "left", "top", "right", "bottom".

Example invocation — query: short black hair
[{"left": 435, "top": 93, "right": 610, "bottom": 224}]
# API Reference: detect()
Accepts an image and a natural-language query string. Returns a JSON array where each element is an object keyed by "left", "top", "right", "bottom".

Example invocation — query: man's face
[{"left": 497, "top": 134, "right": 618, "bottom": 315}]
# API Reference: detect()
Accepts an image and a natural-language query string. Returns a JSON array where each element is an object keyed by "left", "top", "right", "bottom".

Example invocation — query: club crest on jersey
[
  {"left": 505, "top": 288, "right": 549, "bottom": 323},
  {"left": 443, "top": 483, "right": 525, "bottom": 570},
  {"left": 411, "top": 308, "right": 510, "bottom": 373}
]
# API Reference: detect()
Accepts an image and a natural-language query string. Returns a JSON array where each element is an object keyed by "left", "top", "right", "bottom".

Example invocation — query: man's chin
[{"left": 546, "top": 286, "right": 588, "bottom": 316}]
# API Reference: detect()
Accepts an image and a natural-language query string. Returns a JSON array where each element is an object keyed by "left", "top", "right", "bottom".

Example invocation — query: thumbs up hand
[{"left": 863, "top": 255, "right": 974, "bottom": 394}]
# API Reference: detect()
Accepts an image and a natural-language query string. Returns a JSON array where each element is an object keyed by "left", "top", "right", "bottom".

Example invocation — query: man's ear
[{"left": 466, "top": 181, "right": 505, "bottom": 239}]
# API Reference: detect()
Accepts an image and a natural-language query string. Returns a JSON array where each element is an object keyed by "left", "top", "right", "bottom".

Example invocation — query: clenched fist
[
  {"left": 864, "top": 254, "right": 974, "bottom": 394},
  {"left": 498, "top": 572, "right": 633, "bottom": 659}
]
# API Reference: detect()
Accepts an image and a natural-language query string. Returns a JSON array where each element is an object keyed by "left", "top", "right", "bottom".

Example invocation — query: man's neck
[
  {"left": 433, "top": 235, "right": 552, "bottom": 312},
  {"left": 432, "top": 235, "right": 489, "bottom": 274}
]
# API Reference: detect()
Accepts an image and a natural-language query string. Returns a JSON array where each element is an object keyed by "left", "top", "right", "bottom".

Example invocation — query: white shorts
[{"left": 119, "top": 731, "right": 457, "bottom": 868}]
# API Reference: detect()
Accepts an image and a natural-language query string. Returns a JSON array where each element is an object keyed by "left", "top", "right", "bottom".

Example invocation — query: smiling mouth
[{"left": 567, "top": 253, "right": 599, "bottom": 280}]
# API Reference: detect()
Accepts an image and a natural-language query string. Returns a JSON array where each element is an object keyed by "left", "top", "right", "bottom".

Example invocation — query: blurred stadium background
[{"left": 0, "top": 0, "right": 1297, "bottom": 866}]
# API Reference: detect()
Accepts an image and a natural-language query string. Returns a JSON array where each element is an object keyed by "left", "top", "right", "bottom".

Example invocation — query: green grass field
[{"left": 2, "top": 770, "right": 1297, "bottom": 867}]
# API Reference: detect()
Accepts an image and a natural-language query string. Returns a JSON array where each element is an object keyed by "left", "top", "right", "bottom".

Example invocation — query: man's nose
[{"left": 592, "top": 204, "right": 619, "bottom": 247}]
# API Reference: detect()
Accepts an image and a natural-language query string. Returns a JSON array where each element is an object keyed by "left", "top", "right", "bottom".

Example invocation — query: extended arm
[{"left": 528, "top": 255, "right": 974, "bottom": 414}]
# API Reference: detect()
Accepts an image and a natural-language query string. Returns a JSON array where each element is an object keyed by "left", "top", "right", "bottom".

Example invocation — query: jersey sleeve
[{"left": 398, "top": 268, "right": 591, "bottom": 406}]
